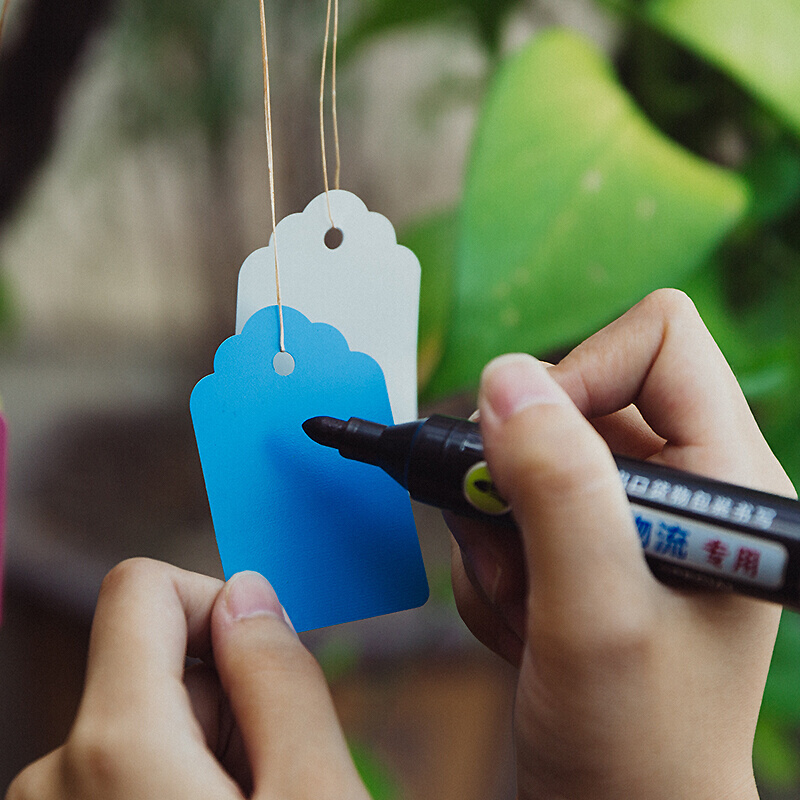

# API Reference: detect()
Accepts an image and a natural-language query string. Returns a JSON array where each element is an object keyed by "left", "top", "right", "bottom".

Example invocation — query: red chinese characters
[
  {"left": 732, "top": 547, "right": 761, "bottom": 579},
  {"left": 703, "top": 539, "right": 729, "bottom": 568}
]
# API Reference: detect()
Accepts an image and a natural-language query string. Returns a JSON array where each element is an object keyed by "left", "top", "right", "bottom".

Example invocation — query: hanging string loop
[
  {"left": 320, "top": 0, "right": 341, "bottom": 229},
  {"left": 259, "top": 0, "right": 286, "bottom": 352},
  {"left": 0, "top": 0, "right": 12, "bottom": 49}
]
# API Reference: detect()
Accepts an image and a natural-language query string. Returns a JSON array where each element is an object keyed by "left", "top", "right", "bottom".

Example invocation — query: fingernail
[
  {"left": 224, "top": 571, "right": 284, "bottom": 621},
  {"left": 480, "top": 354, "right": 568, "bottom": 423}
]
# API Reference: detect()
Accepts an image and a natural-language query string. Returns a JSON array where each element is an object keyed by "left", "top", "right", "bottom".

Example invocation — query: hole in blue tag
[
  {"left": 324, "top": 227, "right": 344, "bottom": 249},
  {"left": 273, "top": 351, "right": 295, "bottom": 376}
]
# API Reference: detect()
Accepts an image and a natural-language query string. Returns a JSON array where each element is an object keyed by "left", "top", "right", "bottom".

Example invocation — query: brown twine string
[
  {"left": 259, "top": 0, "right": 286, "bottom": 353},
  {"left": 259, "top": 0, "right": 285, "bottom": 352},
  {"left": 0, "top": 0, "right": 12, "bottom": 50},
  {"left": 320, "top": 0, "right": 341, "bottom": 228}
]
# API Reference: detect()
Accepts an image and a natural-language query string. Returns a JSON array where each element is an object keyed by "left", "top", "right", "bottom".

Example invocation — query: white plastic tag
[{"left": 236, "top": 190, "right": 421, "bottom": 422}]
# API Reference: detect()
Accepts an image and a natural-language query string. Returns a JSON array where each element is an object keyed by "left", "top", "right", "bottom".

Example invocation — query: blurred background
[{"left": 2, "top": 0, "right": 800, "bottom": 796}]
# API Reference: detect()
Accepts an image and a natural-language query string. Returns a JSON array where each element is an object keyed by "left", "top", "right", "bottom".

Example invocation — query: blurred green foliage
[
  {"left": 339, "top": 0, "right": 519, "bottom": 57},
  {"left": 112, "top": 0, "right": 257, "bottom": 147},
  {"left": 401, "top": 211, "right": 458, "bottom": 389},
  {"left": 349, "top": 740, "right": 401, "bottom": 800},
  {"left": 640, "top": 0, "right": 800, "bottom": 137},
  {"left": 758, "top": 615, "right": 800, "bottom": 785},
  {"left": 427, "top": 29, "right": 747, "bottom": 396},
  {"left": 0, "top": 269, "right": 16, "bottom": 344}
]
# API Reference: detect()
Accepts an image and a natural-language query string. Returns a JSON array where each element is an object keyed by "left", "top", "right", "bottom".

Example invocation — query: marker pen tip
[{"left": 302, "top": 416, "right": 347, "bottom": 449}]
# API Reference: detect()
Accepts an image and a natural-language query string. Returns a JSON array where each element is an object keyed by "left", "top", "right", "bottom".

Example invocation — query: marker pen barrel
[{"left": 303, "top": 414, "right": 800, "bottom": 611}]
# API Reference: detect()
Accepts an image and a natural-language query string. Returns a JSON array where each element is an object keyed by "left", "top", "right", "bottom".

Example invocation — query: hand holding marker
[
  {"left": 9, "top": 292, "right": 790, "bottom": 800},
  {"left": 304, "top": 413, "right": 800, "bottom": 610}
]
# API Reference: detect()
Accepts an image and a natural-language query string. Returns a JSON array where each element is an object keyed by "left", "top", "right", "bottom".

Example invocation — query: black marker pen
[{"left": 303, "top": 414, "right": 800, "bottom": 611}]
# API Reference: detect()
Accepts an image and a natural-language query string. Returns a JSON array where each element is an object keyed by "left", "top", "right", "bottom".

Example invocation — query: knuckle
[
  {"left": 98, "top": 557, "right": 167, "bottom": 598},
  {"left": 6, "top": 766, "right": 37, "bottom": 800},
  {"left": 532, "top": 602, "right": 656, "bottom": 673},
  {"left": 511, "top": 425, "right": 616, "bottom": 503},
  {"left": 588, "top": 609, "right": 655, "bottom": 660},
  {"left": 225, "top": 609, "right": 319, "bottom": 665},
  {"left": 7, "top": 750, "right": 64, "bottom": 800},
  {"left": 62, "top": 722, "right": 125, "bottom": 794},
  {"left": 263, "top": 632, "right": 325, "bottom": 681},
  {"left": 237, "top": 626, "right": 329, "bottom": 690},
  {"left": 641, "top": 287, "right": 699, "bottom": 322}
]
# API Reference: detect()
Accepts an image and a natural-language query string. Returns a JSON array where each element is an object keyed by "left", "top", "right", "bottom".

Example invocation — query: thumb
[
  {"left": 210, "top": 572, "right": 368, "bottom": 799},
  {"left": 478, "top": 354, "right": 654, "bottom": 631}
]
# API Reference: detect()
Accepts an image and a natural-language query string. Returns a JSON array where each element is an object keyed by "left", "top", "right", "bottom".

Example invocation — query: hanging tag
[
  {"left": 191, "top": 305, "right": 429, "bottom": 632},
  {"left": 236, "top": 190, "right": 421, "bottom": 423},
  {"left": 0, "top": 411, "right": 6, "bottom": 625}
]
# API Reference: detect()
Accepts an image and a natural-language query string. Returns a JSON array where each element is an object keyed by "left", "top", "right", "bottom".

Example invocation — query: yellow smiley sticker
[{"left": 463, "top": 461, "right": 511, "bottom": 516}]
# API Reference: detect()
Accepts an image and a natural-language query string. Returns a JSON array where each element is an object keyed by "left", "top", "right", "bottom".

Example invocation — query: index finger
[
  {"left": 80, "top": 558, "right": 224, "bottom": 716},
  {"left": 550, "top": 289, "right": 795, "bottom": 495}
]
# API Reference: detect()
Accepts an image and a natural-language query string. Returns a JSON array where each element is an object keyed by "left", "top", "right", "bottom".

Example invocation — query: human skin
[
  {"left": 448, "top": 288, "right": 795, "bottom": 800},
  {"left": 6, "top": 565, "right": 371, "bottom": 800},
  {"left": 7, "top": 289, "right": 793, "bottom": 800}
]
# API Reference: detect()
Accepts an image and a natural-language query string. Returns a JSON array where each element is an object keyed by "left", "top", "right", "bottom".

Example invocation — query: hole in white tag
[
  {"left": 273, "top": 351, "right": 296, "bottom": 376},
  {"left": 324, "top": 227, "right": 344, "bottom": 249}
]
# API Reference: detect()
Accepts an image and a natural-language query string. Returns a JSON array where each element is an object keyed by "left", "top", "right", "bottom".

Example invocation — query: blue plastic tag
[{"left": 191, "top": 305, "right": 428, "bottom": 632}]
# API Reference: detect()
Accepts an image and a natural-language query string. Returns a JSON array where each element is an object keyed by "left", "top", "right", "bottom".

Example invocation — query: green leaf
[
  {"left": 703, "top": 231, "right": 800, "bottom": 486},
  {"left": 0, "top": 266, "right": 17, "bottom": 342},
  {"left": 758, "top": 399, "right": 800, "bottom": 500},
  {"left": 761, "top": 614, "right": 800, "bottom": 726},
  {"left": 754, "top": 715, "right": 800, "bottom": 789},
  {"left": 339, "top": 0, "right": 521, "bottom": 59},
  {"left": 642, "top": 0, "right": 800, "bottom": 138},
  {"left": 349, "top": 740, "right": 402, "bottom": 800},
  {"left": 756, "top": 617, "right": 800, "bottom": 789},
  {"left": 399, "top": 210, "right": 458, "bottom": 393},
  {"left": 429, "top": 29, "right": 748, "bottom": 396},
  {"left": 681, "top": 266, "right": 752, "bottom": 377},
  {"left": 314, "top": 637, "right": 361, "bottom": 683},
  {"left": 743, "top": 138, "right": 800, "bottom": 223},
  {"left": 681, "top": 262, "right": 793, "bottom": 400}
]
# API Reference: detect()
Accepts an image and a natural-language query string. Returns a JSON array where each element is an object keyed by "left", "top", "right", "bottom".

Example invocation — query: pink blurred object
[{"left": 0, "top": 412, "right": 6, "bottom": 624}]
